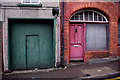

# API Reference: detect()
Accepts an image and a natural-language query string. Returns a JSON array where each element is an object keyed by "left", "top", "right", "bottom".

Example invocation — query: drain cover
[{"left": 85, "top": 74, "right": 91, "bottom": 77}]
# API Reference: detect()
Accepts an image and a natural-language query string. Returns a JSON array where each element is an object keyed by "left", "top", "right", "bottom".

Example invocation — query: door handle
[{"left": 81, "top": 43, "right": 84, "bottom": 46}]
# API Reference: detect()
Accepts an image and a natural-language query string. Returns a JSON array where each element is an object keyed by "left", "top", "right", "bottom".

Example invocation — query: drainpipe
[{"left": 61, "top": 0, "right": 64, "bottom": 67}]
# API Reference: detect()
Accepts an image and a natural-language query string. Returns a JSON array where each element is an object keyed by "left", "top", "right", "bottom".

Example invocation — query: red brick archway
[{"left": 62, "top": 2, "right": 119, "bottom": 64}]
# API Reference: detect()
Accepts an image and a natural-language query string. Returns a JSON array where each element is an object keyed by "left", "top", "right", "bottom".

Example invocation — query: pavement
[{"left": 2, "top": 60, "right": 120, "bottom": 80}]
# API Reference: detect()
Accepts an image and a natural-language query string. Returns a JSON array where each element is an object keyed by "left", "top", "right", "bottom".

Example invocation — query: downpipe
[{"left": 61, "top": 0, "right": 64, "bottom": 67}]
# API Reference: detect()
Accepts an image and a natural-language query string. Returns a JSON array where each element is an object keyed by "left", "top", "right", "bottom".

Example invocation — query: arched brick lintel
[{"left": 65, "top": 3, "right": 117, "bottom": 22}]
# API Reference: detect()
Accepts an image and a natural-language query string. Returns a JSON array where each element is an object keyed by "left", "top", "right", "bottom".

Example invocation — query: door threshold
[
  {"left": 68, "top": 59, "right": 85, "bottom": 67},
  {"left": 70, "top": 59, "right": 84, "bottom": 62},
  {"left": 68, "top": 62, "right": 85, "bottom": 67}
]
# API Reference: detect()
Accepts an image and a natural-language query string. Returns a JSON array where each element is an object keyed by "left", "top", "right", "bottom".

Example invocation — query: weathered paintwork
[
  {"left": 9, "top": 19, "right": 54, "bottom": 69},
  {"left": 26, "top": 35, "right": 39, "bottom": 69}
]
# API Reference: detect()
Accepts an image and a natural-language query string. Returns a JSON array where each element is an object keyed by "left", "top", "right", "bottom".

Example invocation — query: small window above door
[
  {"left": 21, "top": 0, "right": 40, "bottom": 4},
  {"left": 70, "top": 10, "right": 108, "bottom": 22}
]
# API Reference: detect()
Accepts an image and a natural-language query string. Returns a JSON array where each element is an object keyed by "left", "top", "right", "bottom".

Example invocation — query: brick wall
[
  {"left": 62, "top": 2, "right": 119, "bottom": 64},
  {"left": 118, "top": 2, "right": 120, "bottom": 57},
  {"left": 84, "top": 51, "right": 109, "bottom": 62},
  {"left": 119, "top": 2, "right": 120, "bottom": 17}
]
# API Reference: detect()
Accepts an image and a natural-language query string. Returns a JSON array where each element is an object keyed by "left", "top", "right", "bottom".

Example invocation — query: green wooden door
[
  {"left": 26, "top": 35, "right": 39, "bottom": 69},
  {"left": 9, "top": 19, "right": 54, "bottom": 70}
]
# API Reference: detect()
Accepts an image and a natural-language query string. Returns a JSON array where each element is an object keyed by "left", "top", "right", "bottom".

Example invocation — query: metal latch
[{"left": 74, "top": 45, "right": 79, "bottom": 47}]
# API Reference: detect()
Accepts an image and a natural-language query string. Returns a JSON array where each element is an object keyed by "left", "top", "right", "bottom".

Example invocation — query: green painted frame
[
  {"left": 7, "top": 17, "right": 56, "bottom": 70},
  {"left": 17, "top": 3, "right": 42, "bottom": 7}
]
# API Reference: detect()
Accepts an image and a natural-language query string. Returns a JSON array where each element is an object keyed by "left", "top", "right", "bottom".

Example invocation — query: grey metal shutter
[{"left": 86, "top": 24, "right": 107, "bottom": 50}]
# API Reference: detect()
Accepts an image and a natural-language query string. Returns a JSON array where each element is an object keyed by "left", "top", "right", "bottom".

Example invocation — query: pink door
[{"left": 69, "top": 24, "right": 84, "bottom": 60}]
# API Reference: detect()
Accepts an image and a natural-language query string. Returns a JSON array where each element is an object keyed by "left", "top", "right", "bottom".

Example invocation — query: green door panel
[
  {"left": 10, "top": 23, "right": 26, "bottom": 69},
  {"left": 26, "top": 35, "right": 39, "bottom": 69},
  {"left": 9, "top": 19, "right": 54, "bottom": 70}
]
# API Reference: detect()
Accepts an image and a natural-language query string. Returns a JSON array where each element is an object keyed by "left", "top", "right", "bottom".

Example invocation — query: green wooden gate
[{"left": 9, "top": 19, "right": 55, "bottom": 70}]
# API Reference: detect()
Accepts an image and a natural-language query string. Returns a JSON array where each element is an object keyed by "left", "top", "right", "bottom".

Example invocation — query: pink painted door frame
[{"left": 69, "top": 24, "right": 85, "bottom": 60}]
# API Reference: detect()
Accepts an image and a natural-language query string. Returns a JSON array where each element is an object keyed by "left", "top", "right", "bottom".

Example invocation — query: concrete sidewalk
[{"left": 2, "top": 60, "right": 120, "bottom": 80}]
